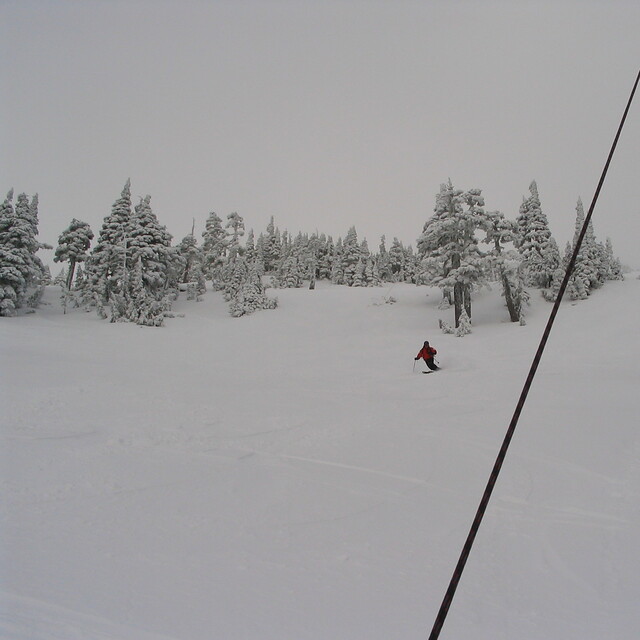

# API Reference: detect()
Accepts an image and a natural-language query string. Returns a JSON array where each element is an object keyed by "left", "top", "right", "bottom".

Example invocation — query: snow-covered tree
[
  {"left": 262, "top": 217, "right": 281, "bottom": 272},
  {"left": 201, "top": 212, "right": 227, "bottom": 283},
  {"left": 317, "top": 235, "right": 334, "bottom": 281},
  {"left": 364, "top": 257, "right": 382, "bottom": 287},
  {"left": 227, "top": 258, "right": 277, "bottom": 317},
  {"left": 304, "top": 234, "right": 320, "bottom": 289},
  {"left": 54, "top": 219, "right": 94, "bottom": 289},
  {"left": 543, "top": 262, "right": 566, "bottom": 303},
  {"left": 331, "top": 238, "right": 345, "bottom": 284},
  {"left": 564, "top": 239, "right": 588, "bottom": 301},
  {"left": 223, "top": 255, "right": 248, "bottom": 302},
  {"left": 177, "top": 233, "right": 203, "bottom": 288},
  {"left": 244, "top": 229, "right": 257, "bottom": 264},
  {"left": 359, "top": 238, "right": 370, "bottom": 263},
  {"left": 604, "top": 238, "right": 623, "bottom": 281},
  {"left": 403, "top": 245, "right": 418, "bottom": 283},
  {"left": 225, "top": 212, "right": 245, "bottom": 258},
  {"left": 272, "top": 252, "right": 305, "bottom": 288},
  {"left": 377, "top": 235, "right": 392, "bottom": 281},
  {"left": 568, "top": 198, "right": 600, "bottom": 297},
  {"left": 53, "top": 267, "right": 67, "bottom": 286},
  {"left": 352, "top": 258, "right": 365, "bottom": 287},
  {"left": 128, "top": 195, "right": 178, "bottom": 299},
  {"left": 84, "top": 179, "right": 133, "bottom": 305},
  {"left": 0, "top": 190, "right": 22, "bottom": 316},
  {"left": 417, "top": 180, "right": 488, "bottom": 327},
  {"left": 516, "top": 181, "right": 559, "bottom": 289},
  {"left": 541, "top": 237, "right": 562, "bottom": 294},
  {"left": 341, "top": 227, "right": 361, "bottom": 286},
  {"left": 0, "top": 190, "right": 46, "bottom": 316},
  {"left": 387, "top": 237, "right": 406, "bottom": 280},
  {"left": 484, "top": 209, "right": 528, "bottom": 323},
  {"left": 120, "top": 257, "right": 166, "bottom": 326},
  {"left": 455, "top": 308, "right": 472, "bottom": 337}
]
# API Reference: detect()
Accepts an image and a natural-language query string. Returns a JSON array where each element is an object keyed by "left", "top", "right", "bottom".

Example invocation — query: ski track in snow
[
  {"left": 0, "top": 591, "right": 181, "bottom": 640},
  {"left": 216, "top": 447, "right": 434, "bottom": 487}
]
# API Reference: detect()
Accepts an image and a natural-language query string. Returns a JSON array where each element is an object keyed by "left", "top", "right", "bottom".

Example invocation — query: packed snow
[{"left": 2, "top": 276, "right": 639, "bottom": 639}]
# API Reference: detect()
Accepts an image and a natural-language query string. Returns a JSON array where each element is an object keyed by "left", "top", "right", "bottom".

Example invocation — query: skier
[{"left": 415, "top": 340, "right": 439, "bottom": 371}]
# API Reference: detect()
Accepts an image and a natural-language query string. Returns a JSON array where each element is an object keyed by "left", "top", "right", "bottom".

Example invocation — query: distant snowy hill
[{"left": 2, "top": 277, "right": 639, "bottom": 640}]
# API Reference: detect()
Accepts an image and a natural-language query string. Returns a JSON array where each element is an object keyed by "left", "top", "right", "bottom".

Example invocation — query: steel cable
[{"left": 428, "top": 69, "right": 640, "bottom": 640}]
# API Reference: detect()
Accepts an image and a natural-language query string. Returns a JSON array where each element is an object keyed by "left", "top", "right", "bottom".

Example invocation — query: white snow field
[{"left": 2, "top": 276, "right": 639, "bottom": 640}]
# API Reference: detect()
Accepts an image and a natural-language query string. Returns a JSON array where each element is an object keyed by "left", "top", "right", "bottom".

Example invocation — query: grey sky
[{"left": 2, "top": 0, "right": 639, "bottom": 267}]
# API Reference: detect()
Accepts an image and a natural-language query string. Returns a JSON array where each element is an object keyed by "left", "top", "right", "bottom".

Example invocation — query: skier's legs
[{"left": 425, "top": 358, "right": 439, "bottom": 371}]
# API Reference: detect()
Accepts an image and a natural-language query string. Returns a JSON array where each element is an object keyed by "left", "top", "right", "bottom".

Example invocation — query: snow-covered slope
[{"left": 2, "top": 277, "right": 639, "bottom": 639}]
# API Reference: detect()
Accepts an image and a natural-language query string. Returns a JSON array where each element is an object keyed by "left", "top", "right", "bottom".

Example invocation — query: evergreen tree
[
  {"left": 417, "top": 181, "right": 488, "bottom": 326},
  {"left": 0, "top": 190, "right": 45, "bottom": 316},
  {"left": 581, "top": 210, "right": 610, "bottom": 288},
  {"left": 122, "top": 257, "right": 166, "bottom": 326},
  {"left": 245, "top": 229, "right": 257, "bottom": 264},
  {"left": 53, "top": 267, "right": 68, "bottom": 286},
  {"left": 201, "top": 212, "right": 227, "bottom": 282},
  {"left": 279, "top": 230, "right": 291, "bottom": 263},
  {"left": 352, "top": 258, "right": 365, "bottom": 287},
  {"left": 484, "top": 209, "right": 528, "bottom": 323},
  {"left": 223, "top": 256, "right": 249, "bottom": 301},
  {"left": 564, "top": 240, "right": 588, "bottom": 301},
  {"left": 331, "top": 238, "right": 345, "bottom": 284},
  {"left": 359, "top": 238, "right": 370, "bottom": 263},
  {"left": 341, "top": 226, "right": 361, "bottom": 286},
  {"left": 0, "top": 190, "right": 25, "bottom": 316},
  {"left": 605, "top": 238, "right": 623, "bottom": 281},
  {"left": 543, "top": 263, "right": 565, "bottom": 302},
  {"left": 318, "top": 235, "right": 334, "bottom": 281},
  {"left": 388, "top": 237, "right": 406, "bottom": 281},
  {"left": 177, "top": 233, "right": 202, "bottom": 285},
  {"left": 516, "top": 181, "right": 558, "bottom": 288},
  {"left": 17, "top": 192, "right": 48, "bottom": 286},
  {"left": 225, "top": 212, "right": 245, "bottom": 258},
  {"left": 455, "top": 308, "right": 472, "bottom": 337},
  {"left": 403, "top": 245, "right": 418, "bottom": 283},
  {"left": 128, "top": 195, "right": 178, "bottom": 299},
  {"left": 305, "top": 234, "right": 320, "bottom": 288},
  {"left": 541, "top": 237, "right": 562, "bottom": 293},
  {"left": 262, "top": 217, "right": 281, "bottom": 272},
  {"left": 84, "top": 179, "right": 133, "bottom": 305},
  {"left": 72, "top": 264, "right": 88, "bottom": 308},
  {"left": 377, "top": 235, "right": 391, "bottom": 281},
  {"left": 54, "top": 218, "right": 94, "bottom": 289},
  {"left": 567, "top": 271, "right": 588, "bottom": 300},
  {"left": 365, "top": 257, "right": 382, "bottom": 286},
  {"left": 228, "top": 260, "right": 278, "bottom": 317},
  {"left": 570, "top": 198, "right": 599, "bottom": 295},
  {"left": 272, "top": 251, "right": 304, "bottom": 288}
]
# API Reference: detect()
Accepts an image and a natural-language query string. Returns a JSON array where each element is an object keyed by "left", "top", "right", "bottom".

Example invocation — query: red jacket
[{"left": 417, "top": 345, "right": 437, "bottom": 360}]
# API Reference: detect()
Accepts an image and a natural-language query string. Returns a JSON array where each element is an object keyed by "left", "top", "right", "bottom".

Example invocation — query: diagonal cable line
[{"left": 428, "top": 68, "right": 640, "bottom": 640}]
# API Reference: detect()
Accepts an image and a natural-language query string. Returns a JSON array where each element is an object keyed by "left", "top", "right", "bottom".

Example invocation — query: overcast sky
[{"left": 2, "top": 0, "right": 639, "bottom": 267}]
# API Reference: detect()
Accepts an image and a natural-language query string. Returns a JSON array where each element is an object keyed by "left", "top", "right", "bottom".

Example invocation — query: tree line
[{"left": 0, "top": 179, "right": 623, "bottom": 329}]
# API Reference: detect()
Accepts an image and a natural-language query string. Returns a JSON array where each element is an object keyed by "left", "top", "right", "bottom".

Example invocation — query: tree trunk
[
  {"left": 463, "top": 284, "right": 471, "bottom": 320},
  {"left": 182, "top": 256, "right": 193, "bottom": 284},
  {"left": 501, "top": 270, "right": 519, "bottom": 322},
  {"left": 66, "top": 260, "right": 76, "bottom": 290},
  {"left": 452, "top": 253, "right": 465, "bottom": 327},
  {"left": 453, "top": 282, "right": 464, "bottom": 327}
]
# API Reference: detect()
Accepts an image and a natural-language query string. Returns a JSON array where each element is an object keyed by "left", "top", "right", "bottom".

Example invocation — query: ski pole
[{"left": 413, "top": 359, "right": 416, "bottom": 373}]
